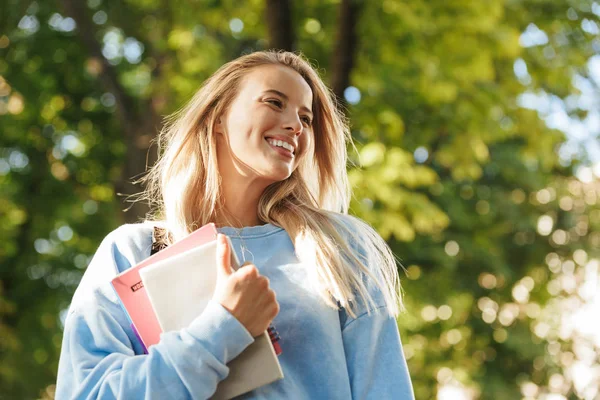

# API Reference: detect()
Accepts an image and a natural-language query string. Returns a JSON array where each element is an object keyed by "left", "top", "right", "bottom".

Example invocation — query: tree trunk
[
  {"left": 116, "top": 117, "right": 160, "bottom": 223},
  {"left": 265, "top": 0, "right": 294, "bottom": 51},
  {"left": 330, "top": 0, "right": 363, "bottom": 106}
]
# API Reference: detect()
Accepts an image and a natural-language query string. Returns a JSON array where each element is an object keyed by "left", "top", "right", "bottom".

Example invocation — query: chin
[
  {"left": 263, "top": 167, "right": 293, "bottom": 183},
  {"left": 270, "top": 172, "right": 293, "bottom": 183}
]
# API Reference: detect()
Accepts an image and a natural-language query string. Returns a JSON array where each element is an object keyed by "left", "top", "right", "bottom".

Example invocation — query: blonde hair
[{"left": 140, "top": 50, "right": 402, "bottom": 317}]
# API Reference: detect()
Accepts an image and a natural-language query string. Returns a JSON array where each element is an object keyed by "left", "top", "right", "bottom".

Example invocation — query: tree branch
[
  {"left": 60, "top": 0, "right": 138, "bottom": 135},
  {"left": 61, "top": 0, "right": 158, "bottom": 223}
]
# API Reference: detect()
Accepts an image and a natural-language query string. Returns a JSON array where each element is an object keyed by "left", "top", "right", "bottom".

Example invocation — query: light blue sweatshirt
[{"left": 56, "top": 221, "right": 414, "bottom": 399}]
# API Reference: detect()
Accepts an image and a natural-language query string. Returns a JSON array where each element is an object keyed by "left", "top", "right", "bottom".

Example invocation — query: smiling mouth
[{"left": 265, "top": 138, "right": 295, "bottom": 156}]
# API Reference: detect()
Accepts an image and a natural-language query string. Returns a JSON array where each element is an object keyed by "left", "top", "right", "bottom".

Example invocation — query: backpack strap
[{"left": 150, "top": 226, "right": 171, "bottom": 255}]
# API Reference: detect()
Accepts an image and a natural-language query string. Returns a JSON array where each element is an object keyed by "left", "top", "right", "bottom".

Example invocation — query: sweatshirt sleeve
[
  {"left": 341, "top": 307, "right": 415, "bottom": 400},
  {"left": 55, "top": 225, "right": 255, "bottom": 400},
  {"left": 334, "top": 214, "right": 415, "bottom": 399}
]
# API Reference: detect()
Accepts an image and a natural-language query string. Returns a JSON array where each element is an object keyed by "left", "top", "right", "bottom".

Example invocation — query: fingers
[{"left": 216, "top": 234, "right": 233, "bottom": 277}]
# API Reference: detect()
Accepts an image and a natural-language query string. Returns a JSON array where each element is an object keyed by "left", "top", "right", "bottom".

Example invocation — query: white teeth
[{"left": 267, "top": 138, "right": 294, "bottom": 154}]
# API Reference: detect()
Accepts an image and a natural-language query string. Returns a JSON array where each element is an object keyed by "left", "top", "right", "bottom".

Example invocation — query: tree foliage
[{"left": 0, "top": 0, "right": 598, "bottom": 399}]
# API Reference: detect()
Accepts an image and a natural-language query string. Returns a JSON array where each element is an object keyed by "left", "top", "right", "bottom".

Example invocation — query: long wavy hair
[{"left": 140, "top": 50, "right": 402, "bottom": 317}]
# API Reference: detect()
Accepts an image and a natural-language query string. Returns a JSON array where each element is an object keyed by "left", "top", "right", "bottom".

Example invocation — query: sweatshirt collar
[{"left": 216, "top": 223, "right": 284, "bottom": 238}]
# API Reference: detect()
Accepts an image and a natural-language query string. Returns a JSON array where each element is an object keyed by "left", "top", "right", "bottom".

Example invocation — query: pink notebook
[{"left": 111, "top": 223, "right": 218, "bottom": 351}]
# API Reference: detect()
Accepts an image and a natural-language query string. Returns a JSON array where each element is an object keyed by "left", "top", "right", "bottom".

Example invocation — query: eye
[
  {"left": 265, "top": 99, "right": 283, "bottom": 108},
  {"left": 301, "top": 116, "right": 312, "bottom": 127}
]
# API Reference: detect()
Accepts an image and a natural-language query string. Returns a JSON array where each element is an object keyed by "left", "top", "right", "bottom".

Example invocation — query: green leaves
[
  {"left": 350, "top": 143, "right": 448, "bottom": 242},
  {"left": 1, "top": 0, "right": 599, "bottom": 398}
]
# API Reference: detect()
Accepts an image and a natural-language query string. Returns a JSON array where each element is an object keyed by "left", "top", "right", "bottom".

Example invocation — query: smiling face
[{"left": 215, "top": 64, "right": 314, "bottom": 185}]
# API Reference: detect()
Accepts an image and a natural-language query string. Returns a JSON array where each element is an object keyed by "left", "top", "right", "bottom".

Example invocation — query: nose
[{"left": 283, "top": 112, "right": 303, "bottom": 136}]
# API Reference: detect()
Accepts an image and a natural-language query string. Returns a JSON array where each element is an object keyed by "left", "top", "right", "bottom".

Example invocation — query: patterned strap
[{"left": 150, "top": 226, "right": 171, "bottom": 256}]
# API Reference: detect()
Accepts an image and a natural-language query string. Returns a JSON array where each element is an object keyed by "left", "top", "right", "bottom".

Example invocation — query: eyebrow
[{"left": 262, "top": 89, "right": 313, "bottom": 116}]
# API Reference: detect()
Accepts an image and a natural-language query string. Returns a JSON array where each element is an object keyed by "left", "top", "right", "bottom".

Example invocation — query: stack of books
[{"left": 110, "top": 223, "right": 283, "bottom": 399}]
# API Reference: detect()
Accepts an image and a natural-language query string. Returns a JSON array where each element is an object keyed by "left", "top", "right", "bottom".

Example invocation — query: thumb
[{"left": 216, "top": 234, "right": 233, "bottom": 277}]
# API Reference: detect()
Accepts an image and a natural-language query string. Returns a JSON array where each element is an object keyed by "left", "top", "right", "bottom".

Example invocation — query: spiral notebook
[{"left": 139, "top": 240, "right": 284, "bottom": 399}]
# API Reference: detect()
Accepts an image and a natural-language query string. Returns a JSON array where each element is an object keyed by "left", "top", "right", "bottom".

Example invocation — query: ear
[{"left": 214, "top": 117, "right": 224, "bottom": 135}]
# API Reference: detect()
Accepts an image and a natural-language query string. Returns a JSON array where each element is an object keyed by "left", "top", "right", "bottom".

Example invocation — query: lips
[
  {"left": 265, "top": 138, "right": 294, "bottom": 158},
  {"left": 265, "top": 136, "right": 296, "bottom": 155},
  {"left": 265, "top": 137, "right": 295, "bottom": 156}
]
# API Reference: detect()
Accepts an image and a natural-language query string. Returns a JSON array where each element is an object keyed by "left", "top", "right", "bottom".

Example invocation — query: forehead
[{"left": 239, "top": 64, "right": 313, "bottom": 108}]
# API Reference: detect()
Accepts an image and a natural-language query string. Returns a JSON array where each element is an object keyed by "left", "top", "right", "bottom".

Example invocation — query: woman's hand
[{"left": 212, "top": 234, "right": 280, "bottom": 337}]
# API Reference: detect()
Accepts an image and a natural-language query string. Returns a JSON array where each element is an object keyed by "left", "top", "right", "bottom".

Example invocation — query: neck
[{"left": 213, "top": 187, "right": 266, "bottom": 229}]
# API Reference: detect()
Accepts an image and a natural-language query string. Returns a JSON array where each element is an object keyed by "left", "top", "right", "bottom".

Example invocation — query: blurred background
[{"left": 0, "top": 0, "right": 599, "bottom": 399}]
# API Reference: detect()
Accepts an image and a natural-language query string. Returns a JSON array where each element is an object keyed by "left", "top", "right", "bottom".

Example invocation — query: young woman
[{"left": 56, "top": 51, "right": 415, "bottom": 399}]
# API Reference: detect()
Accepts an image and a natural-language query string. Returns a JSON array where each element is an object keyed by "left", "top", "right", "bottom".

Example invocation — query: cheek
[
  {"left": 300, "top": 133, "right": 314, "bottom": 157},
  {"left": 234, "top": 107, "right": 277, "bottom": 137},
  {"left": 223, "top": 98, "right": 255, "bottom": 134},
  {"left": 225, "top": 110, "right": 250, "bottom": 135},
  {"left": 258, "top": 109, "right": 281, "bottom": 129}
]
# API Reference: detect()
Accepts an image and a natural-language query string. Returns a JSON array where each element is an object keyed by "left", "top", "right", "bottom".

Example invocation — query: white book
[{"left": 139, "top": 238, "right": 284, "bottom": 399}]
